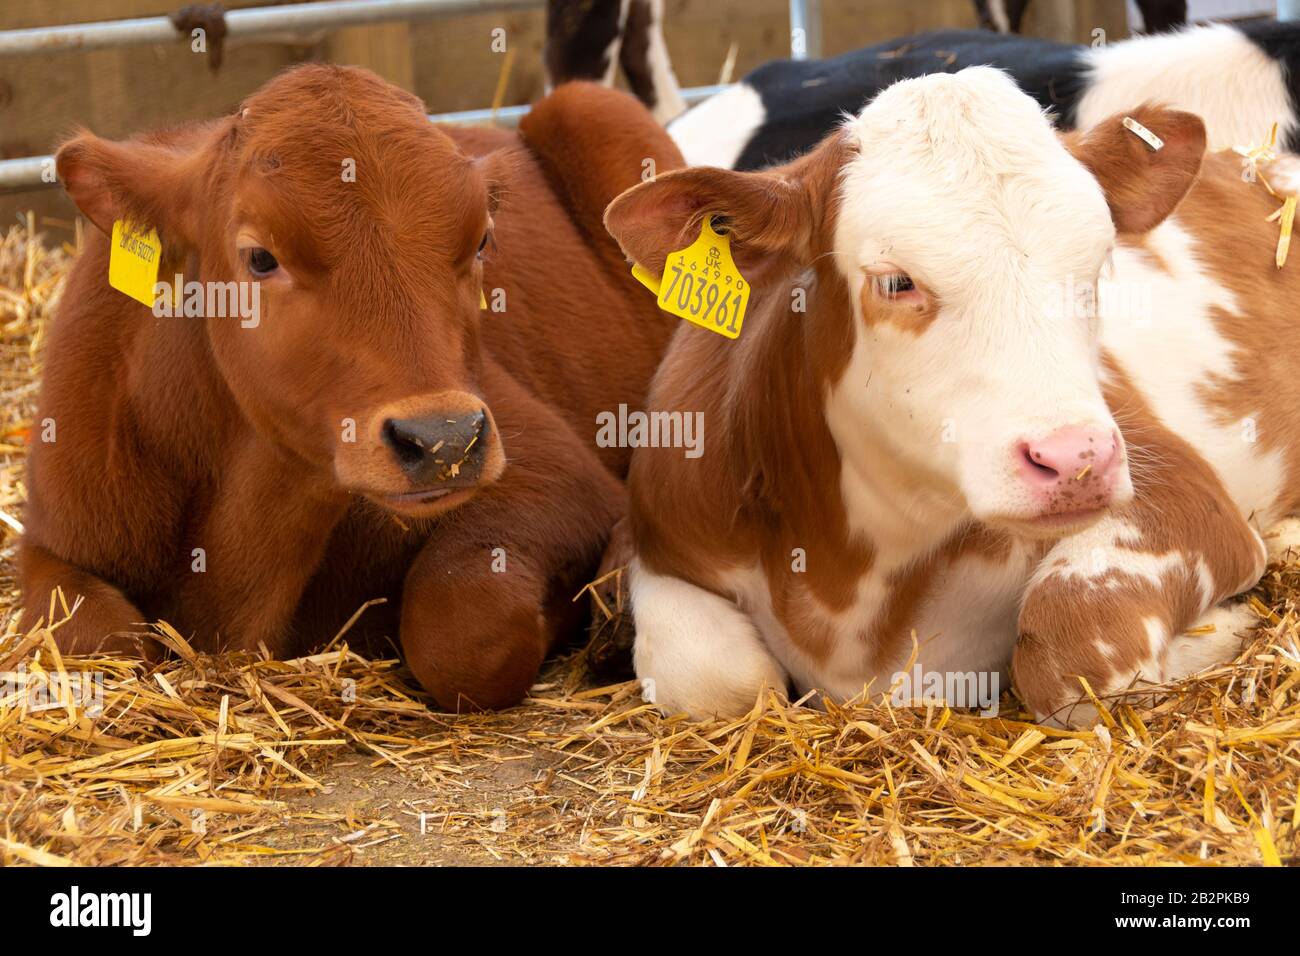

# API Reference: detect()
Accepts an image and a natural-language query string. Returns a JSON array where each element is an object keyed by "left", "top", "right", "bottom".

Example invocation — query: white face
[{"left": 830, "top": 68, "right": 1134, "bottom": 537}]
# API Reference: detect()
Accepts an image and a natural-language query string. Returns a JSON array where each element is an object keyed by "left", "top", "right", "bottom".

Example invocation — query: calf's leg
[
  {"left": 1013, "top": 507, "right": 1266, "bottom": 728},
  {"left": 17, "top": 543, "right": 157, "bottom": 659},
  {"left": 399, "top": 365, "right": 624, "bottom": 712},
  {"left": 631, "top": 559, "right": 788, "bottom": 720},
  {"left": 1011, "top": 389, "right": 1277, "bottom": 727}
]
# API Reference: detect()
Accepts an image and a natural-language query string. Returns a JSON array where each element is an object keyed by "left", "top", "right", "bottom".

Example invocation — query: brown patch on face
[
  {"left": 629, "top": 258, "right": 872, "bottom": 623},
  {"left": 623, "top": 139, "right": 883, "bottom": 665},
  {"left": 856, "top": 276, "right": 939, "bottom": 335}
]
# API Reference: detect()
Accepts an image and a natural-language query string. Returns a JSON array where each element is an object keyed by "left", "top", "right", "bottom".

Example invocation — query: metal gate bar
[
  {"left": 0, "top": 0, "right": 821, "bottom": 191},
  {"left": 0, "top": 0, "right": 539, "bottom": 57}
]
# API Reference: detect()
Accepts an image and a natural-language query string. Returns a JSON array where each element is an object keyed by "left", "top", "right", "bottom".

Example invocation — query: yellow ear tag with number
[
  {"left": 640, "top": 215, "right": 749, "bottom": 340},
  {"left": 108, "top": 220, "right": 162, "bottom": 307}
]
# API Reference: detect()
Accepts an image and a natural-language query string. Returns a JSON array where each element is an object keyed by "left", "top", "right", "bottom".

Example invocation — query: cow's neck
[
  {"left": 125, "top": 286, "right": 234, "bottom": 475},
  {"left": 116, "top": 252, "right": 351, "bottom": 636}
]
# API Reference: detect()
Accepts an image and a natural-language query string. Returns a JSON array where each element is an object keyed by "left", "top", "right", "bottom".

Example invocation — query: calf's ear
[
  {"left": 603, "top": 132, "right": 847, "bottom": 277},
  {"left": 1067, "top": 104, "right": 1207, "bottom": 235},
  {"left": 56, "top": 131, "right": 208, "bottom": 244}
]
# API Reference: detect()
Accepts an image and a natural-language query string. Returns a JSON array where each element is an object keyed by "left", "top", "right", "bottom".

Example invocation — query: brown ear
[
  {"left": 1067, "top": 104, "right": 1207, "bottom": 235},
  {"left": 603, "top": 132, "right": 848, "bottom": 277},
  {"left": 56, "top": 131, "right": 208, "bottom": 243}
]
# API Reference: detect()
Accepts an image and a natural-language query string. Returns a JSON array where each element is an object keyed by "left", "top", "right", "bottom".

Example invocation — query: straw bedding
[{"left": 1, "top": 218, "right": 1297, "bottom": 866}]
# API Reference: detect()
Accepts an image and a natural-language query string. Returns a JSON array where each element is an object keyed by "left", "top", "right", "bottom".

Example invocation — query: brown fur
[
  {"left": 19, "top": 68, "right": 682, "bottom": 712},
  {"left": 1013, "top": 363, "right": 1269, "bottom": 718}
]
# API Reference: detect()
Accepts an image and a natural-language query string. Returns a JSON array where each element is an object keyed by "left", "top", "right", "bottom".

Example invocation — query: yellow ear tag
[
  {"left": 480, "top": 288, "right": 488, "bottom": 310},
  {"left": 108, "top": 220, "right": 162, "bottom": 307},
  {"left": 646, "top": 214, "right": 749, "bottom": 339},
  {"left": 631, "top": 262, "right": 661, "bottom": 296}
]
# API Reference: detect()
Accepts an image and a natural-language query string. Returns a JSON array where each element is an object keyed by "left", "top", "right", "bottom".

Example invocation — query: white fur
[
  {"left": 902, "top": 540, "right": 1039, "bottom": 682},
  {"left": 1264, "top": 515, "right": 1300, "bottom": 564},
  {"left": 1165, "top": 601, "right": 1256, "bottom": 681},
  {"left": 668, "top": 83, "right": 766, "bottom": 168},
  {"left": 1030, "top": 517, "right": 1187, "bottom": 590},
  {"left": 1077, "top": 24, "right": 1297, "bottom": 152},
  {"left": 629, "top": 559, "right": 786, "bottom": 719},
  {"left": 641, "top": 0, "right": 687, "bottom": 123},
  {"left": 833, "top": 68, "right": 1125, "bottom": 525},
  {"left": 1267, "top": 154, "right": 1300, "bottom": 197},
  {"left": 716, "top": 542, "right": 1031, "bottom": 707}
]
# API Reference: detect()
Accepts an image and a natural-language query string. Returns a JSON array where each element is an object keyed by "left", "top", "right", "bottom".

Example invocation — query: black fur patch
[
  {"left": 1239, "top": 19, "right": 1300, "bottom": 153},
  {"left": 729, "top": 30, "right": 1088, "bottom": 172}
]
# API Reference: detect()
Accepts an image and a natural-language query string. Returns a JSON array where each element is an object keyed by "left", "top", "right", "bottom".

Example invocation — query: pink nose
[{"left": 1016, "top": 425, "right": 1122, "bottom": 514}]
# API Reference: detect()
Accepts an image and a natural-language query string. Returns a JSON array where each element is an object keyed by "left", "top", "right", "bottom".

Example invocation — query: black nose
[{"left": 381, "top": 409, "right": 489, "bottom": 485}]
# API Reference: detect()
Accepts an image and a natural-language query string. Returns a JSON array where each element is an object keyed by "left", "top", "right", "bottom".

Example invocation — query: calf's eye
[
  {"left": 873, "top": 272, "right": 915, "bottom": 298},
  {"left": 477, "top": 231, "right": 491, "bottom": 258},
  {"left": 245, "top": 247, "right": 279, "bottom": 278}
]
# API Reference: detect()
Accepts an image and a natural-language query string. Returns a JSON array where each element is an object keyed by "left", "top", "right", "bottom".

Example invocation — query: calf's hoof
[{"left": 584, "top": 517, "right": 636, "bottom": 680}]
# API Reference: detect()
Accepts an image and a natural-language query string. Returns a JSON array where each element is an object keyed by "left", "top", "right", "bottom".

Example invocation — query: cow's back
[
  {"left": 1101, "top": 149, "right": 1300, "bottom": 526},
  {"left": 670, "top": 30, "right": 1086, "bottom": 171}
]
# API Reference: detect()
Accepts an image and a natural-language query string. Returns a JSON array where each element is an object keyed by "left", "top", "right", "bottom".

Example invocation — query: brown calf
[{"left": 19, "top": 67, "right": 680, "bottom": 710}]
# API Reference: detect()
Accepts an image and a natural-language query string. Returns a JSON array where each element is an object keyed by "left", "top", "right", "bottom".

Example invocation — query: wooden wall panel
[{"left": 1, "top": 0, "right": 1130, "bottom": 225}]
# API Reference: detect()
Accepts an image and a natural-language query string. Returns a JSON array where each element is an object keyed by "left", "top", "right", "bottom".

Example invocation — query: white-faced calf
[{"left": 605, "top": 67, "right": 1300, "bottom": 727}]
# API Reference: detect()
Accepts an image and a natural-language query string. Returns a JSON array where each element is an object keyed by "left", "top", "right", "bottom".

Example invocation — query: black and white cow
[
  {"left": 669, "top": 21, "right": 1300, "bottom": 170},
  {"left": 544, "top": 0, "right": 686, "bottom": 123}
]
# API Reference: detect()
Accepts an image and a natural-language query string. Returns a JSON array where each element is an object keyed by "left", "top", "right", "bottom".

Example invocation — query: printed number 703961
[{"left": 660, "top": 258, "right": 744, "bottom": 336}]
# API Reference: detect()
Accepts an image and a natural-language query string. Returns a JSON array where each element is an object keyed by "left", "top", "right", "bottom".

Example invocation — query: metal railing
[
  {"left": 0, "top": 0, "right": 820, "bottom": 191},
  {"left": 0, "top": 0, "right": 538, "bottom": 56}
]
